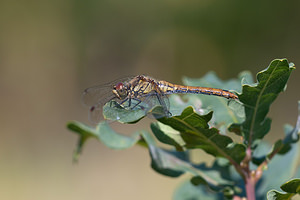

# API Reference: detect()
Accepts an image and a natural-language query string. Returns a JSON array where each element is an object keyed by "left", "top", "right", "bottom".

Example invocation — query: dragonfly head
[{"left": 113, "top": 82, "right": 128, "bottom": 100}]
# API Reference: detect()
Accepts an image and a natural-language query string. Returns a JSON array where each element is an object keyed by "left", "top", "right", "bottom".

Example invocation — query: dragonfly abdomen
[
  {"left": 159, "top": 81, "right": 238, "bottom": 99},
  {"left": 187, "top": 86, "right": 238, "bottom": 99}
]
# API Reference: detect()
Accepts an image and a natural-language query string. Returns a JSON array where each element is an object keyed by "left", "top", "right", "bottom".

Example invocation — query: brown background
[{"left": 1, "top": 0, "right": 300, "bottom": 199}]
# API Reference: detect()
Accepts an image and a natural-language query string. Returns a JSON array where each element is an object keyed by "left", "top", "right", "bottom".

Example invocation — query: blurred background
[{"left": 1, "top": 0, "right": 300, "bottom": 199}]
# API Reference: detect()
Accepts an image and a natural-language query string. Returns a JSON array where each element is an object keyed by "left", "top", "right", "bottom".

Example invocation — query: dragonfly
[{"left": 82, "top": 75, "right": 238, "bottom": 123}]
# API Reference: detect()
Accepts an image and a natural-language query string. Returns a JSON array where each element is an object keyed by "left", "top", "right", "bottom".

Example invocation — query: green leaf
[
  {"left": 281, "top": 179, "right": 300, "bottom": 193},
  {"left": 103, "top": 100, "right": 147, "bottom": 123},
  {"left": 229, "top": 59, "right": 295, "bottom": 147},
  {"left": 67, "top": 121, "right": 141, "bottom": 161},
  {"left": 155, "top": 106, "right": 246, "bottom": 164},
  {"left": 67, "top": 121, "right": 98, "bottom": 160},
  {"left": 173, "top": 180, "right": 221, "bottom": 200},
  {"left": 97, "top": 70, "right": 251, "bottom": 126},
  {"left": 268, "top": 111, "right": 300, "bottom": 156},
  {"left": 256, "top": 142, "right": 300, "bottom": 199},
  {"left": 151, "top": 122, "right": 185, "bottom": 151},
  {"left": 196, "top": 158, "right": 243, "bottom": 183},
  {"left": 102, "top": 95, "right": 198, "bottom": 124},
  {"left": 267, "top": 190, "right": 295, "bottom": 200},
  {"left": 267, "top": 179, "right": 300, "bottom": 200},
  {"left": 142, "top": 130, "right": 185, "bottom": 177},
  {"left": 168, "top": 94, "right": 206, "bottom": 117},
  {"left": 141, "top": 131, "right": 233, "bottom": 188},
  {"left": 182, "top": 71, "right": 252, "bottom": 128},
  {"left": 252, "top": 101, "right": 300, "bottom": 165},
  {"left": 103, "top": 94, "right": 209, "bottom": 124}
]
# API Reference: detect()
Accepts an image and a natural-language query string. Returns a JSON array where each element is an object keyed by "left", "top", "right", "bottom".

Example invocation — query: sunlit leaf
[
  {"left": 173, "top": 180, "right": 222, "bottom": 200},
  {"left": 182, "top": 71, "right": 252, "bottom": 128},
  {"left": 281, "top": 179, "right": 300, "bottom": 193},
  {"left": 154, "top": 106, "right": 246, "bottom": 164},
  {"left": 67, "top": 59, "right": 298, "bottom": 200},
  {"left": 256, "top": 142, "right": 300, "bottom": 199},
  {"left": 151, "top": 122, "right": 185, "bottom": 151},
  {"left": 267, "top": 190, "right": 294, "bottom": 200},
  {"left": 229, "top": 59, "right": 295, "bottom": 147},
  {"left": 191, "top": 160, "right": 243, "bottom": 194},
  {"left": 252, "top": 101, "right": 300, "bottom": 165},
  {"left": 101, "top": 71, "right": 251, "bottom": 126},
  {"left": 267, "top": 179, "right": 300, "bottom": 200},
  {"left": 67, "top": 121, "right": 98, "bottom": 160},
  {"left": 167, "top": 94, "right": 205, "bottom": 116},
  {"left": 141, "top": 131, "right": 233, "bottom": 188},
  {"left": 67, "top": 121, "right": 141, "bottom": 161},
  {"left": 195, "top": 158, "right": 243, "bottom": 184},
  {"left": 103, "top": 100, "right": 147, "bottom": 123}
]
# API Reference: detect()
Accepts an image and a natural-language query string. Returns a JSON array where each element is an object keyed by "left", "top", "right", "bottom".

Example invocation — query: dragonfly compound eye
[
  {"left": 115, "top": 82, "right": 124, "bottom": 90},
  {"left": 113, "top": 82, "right": 128, "bottom": 99}
]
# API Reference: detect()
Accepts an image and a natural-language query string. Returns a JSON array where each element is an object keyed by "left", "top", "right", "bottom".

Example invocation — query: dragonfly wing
[
  {"left": 82, "top": 76, "right": 135, "bottom": 123},
  {"left": 140, "top": 91, "right": 170, "bottom": 118},
  {"left": 81, "top": 85, "right": 115, "bottom": 123},
  {"left": 81, "top": 84, "right": 117, "bottom": 109},
  {"left": 88, "top": 106, "right": 103, "bottom": 124},
  {"left": 81, "top": 76, "right": 134, "bottom": 107}
]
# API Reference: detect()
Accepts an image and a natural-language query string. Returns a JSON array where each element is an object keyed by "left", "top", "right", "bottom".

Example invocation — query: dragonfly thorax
[{"left": 113, "top": 82, "right": 128, "bottom": 100}]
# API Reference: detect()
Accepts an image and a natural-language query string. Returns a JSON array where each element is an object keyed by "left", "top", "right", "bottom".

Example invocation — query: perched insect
[{"left": 82, "top": 75, "right": 238, "bottom": 123}]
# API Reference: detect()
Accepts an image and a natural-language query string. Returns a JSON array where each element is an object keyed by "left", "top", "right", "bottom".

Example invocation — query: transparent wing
[
  {"left": 88, "top": 106, "right": 103, "bottom": 124},
  {"left": 139, "top": 91, "right": 171, "bottom": 118},
  {"left": 81, "top": 76, "right": 134, "bottom": 123},
  {"left": 81, "top": 76, "right": 134, "bottom": 107},
  {"left": 81, "top": 84, "right": 115, "bottom": 108}
]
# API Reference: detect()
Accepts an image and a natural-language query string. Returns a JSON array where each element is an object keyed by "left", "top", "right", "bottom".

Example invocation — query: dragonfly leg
[
  {"left": 118, "top": 97, "right": 129, "bottom": 107},
  {"left": 108, "top": 96, "right": 119, "bottom": 107},
  {"left": 128, "top": 98, "right": 131, "bottom": 107},
  {"left": 119, "top": 97, "right": 142, "bottom": 110},
  {"left": 153, "top": 92, "right": 171, "bottom": 117},
  {"left": 130, "top": 98, "right": 143, "bottom": 110}
]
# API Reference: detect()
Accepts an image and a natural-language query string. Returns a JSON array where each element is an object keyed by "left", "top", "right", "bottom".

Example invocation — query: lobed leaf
[
  {"left": 68, "top": 120, "right": 234, "bottom": 190},
  {"left": 268, "top": 118, "right": 300, "bottom": 157},
  {"left": 252, "top": 101, "right": 300, "bottom": 165},
  {"left": 182, "top": 71, "right": 252, "bottom": 128},
  {"left": 229, "top": 59, "right": 295, "bottom": 147},
  {"left": 267, "top": 179, "right": 300, "bottom": 200},
  {"left": 281, "top": 179, "right": 300, "bottom": 193},
  {"left": 173, "top": 180, "right": 222, "bottom": 200},
  {"left": 267, "top": 190, "right": 295, "bottom": 200},
  {"left": 151, "top": 122, "right": 185, "bottom": 151},
  {"left": 67, "top": 121, "right": 141, "bottom": 161},
  {"left": 154, "top": 106, "right": 246, "bottom": 164},
  {"left": 103, "top": 101, "right": 147, "bottom": 123},
  {"left": 174, "top": 175, "right": 242, "bottom": 200},
  {"left": 191, "top": 158, "right": 244, "bottom": 196},
  {"left": 141, "top": 131, "right": 233, "bottom": 189},
  {"left": 256, "top": 142, "right": 300, "bottom": 199},
  {"left": 101, "top": 71, "right": 251, "bottom": 126}
]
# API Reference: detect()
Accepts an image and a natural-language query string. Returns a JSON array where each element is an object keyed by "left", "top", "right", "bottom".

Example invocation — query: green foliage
[
  {"left": 67, "top": 121, "right": 141, "bottom": 160},
  {"left": 153, "top": 107, "right": 246, "bottom": 164},
  {"left": 229, "top": 59, "right": 295, "bottom": 147},
  {"left": 174, "top": 180, "right": 222, "bottom": 200},
  {"left": 103, "top": 100, "right": 147, "bottom": 123},
  {"left": 182, "top": 70, "right": 252, "bottom": 127},
  {"left": 255, "top": 140, "right": 300, "bottom": 199},
  {"left": 68, "top": 59, "right": 299, "bottom": 200},
  {"left": 267, "top": 179, "right": 300, "bottom": 200}
]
